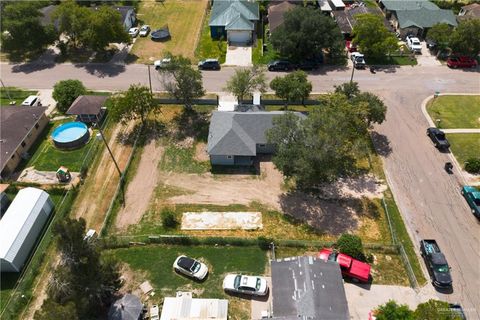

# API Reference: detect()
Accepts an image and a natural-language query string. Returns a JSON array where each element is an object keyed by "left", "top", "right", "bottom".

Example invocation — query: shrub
[
  {"left": 375, "top": 300, "right": 413, "bottom": 320},
  {"left": 52, "top": 80, "right": 87, "bottom": 113},
  {"left": 257, "top": 236, "right": 274, "bottom": 250},
  {"left": 161, "top": 208, "right": 179, "bottom": 229},
  {"left": 465, "top": 158, "right": 480, "bottom": 174},
  {"left": 414, "top": 299, "right": 457, "bottom": 320},
  {"left": 336, "top": 233, "right": 366, "bottom": 261}
]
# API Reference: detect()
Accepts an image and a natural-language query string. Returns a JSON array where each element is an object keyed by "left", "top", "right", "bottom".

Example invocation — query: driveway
[
  {"left": 225, "top": 45, "right": 252, "bottom": 66},
  {"left": 345, "top": 283, "right": 437, "bottom": 319}
]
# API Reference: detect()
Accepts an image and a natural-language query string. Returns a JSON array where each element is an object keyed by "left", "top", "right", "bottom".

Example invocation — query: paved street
[{"left": 1, "top": 62, "right": 479, "bottom": 316}]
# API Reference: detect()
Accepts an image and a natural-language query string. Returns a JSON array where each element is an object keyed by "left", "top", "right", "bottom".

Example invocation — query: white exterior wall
[{"left": 0, "top": 188, "right": 53, "bottom": 272}]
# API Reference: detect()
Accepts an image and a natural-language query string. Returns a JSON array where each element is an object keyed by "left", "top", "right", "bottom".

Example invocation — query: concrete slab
[
  {"left": 17, "top": 167, "right": 79, "bottom": 186},
  {"left": 345, "top": 283, "right": 437, "bottom": 319},
  {"left": 37, "top": 89, "right": 56, "bottom": 115},
  {"left": 225, "top": 45, "right": 252, "bottom": 66},
  {"left": 415, "top": 42, "right": 441, "bottom": 67},
  {"left": 218, "top": 93, "right": 237, "bottom": 111},
  {"left": 251, "top": 277, "right": 272, "bottom": 320},
  {"left": 181, "top": 212, "right": 262, "bottom": 230}
]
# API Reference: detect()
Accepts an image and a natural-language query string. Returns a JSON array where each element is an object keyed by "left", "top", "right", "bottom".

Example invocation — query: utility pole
[
  {"left": 148, "top": 64, "right": 153, "bottom": 94},
  {"left": 350, "top": 65, "right": 355, "bottom": 83}
]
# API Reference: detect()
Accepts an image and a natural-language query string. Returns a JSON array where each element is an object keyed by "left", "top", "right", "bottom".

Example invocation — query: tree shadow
[
  {"left": 171, "top": 108, "right": 210, "bottom": 142},
  {"left": 10, "top": 60, "right": 56, "bottom": 73},
  {"left": 370, "top": 131, "right": 392, "bottom": 157},
  {"left": 115, "top": 119, "right": 166, "bottom": 147},
  {"left": 78, "top": 63, "right": 126, "bottom": 77}
]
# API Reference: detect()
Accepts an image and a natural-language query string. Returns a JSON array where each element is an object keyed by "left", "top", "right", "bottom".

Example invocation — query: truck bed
[{"left": 421, "top": 239, "right": 441, "bottom": 255}]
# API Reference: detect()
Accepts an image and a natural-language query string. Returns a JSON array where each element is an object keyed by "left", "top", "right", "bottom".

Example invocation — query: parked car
[
  {"left": 267, "top": 60, "right": 294, "bottom": 71},
  {"left": 154, "top": 58, "right": 171, "bottom": 70},
  {"left": 346, "top": 40, "right": 357, "bottom": 53},
  {"left": 406, "top": 35, "right": 422, "bottom": 54},
  {"left": 449, "top": 304, "right": 467, "bottom": 320},
  {"left": 198, "top": 59, "right": 220, "bottom": 70},
  {"left": 173, "top": 255, "right": 208, "bottom": 280},
  {"left": 21, "top": 95, "right": 41, "bottom": 106},
  {"left": 223, "top": 274, "right": 268, "bottom": 296},
  {"left": 351, "top": 52, "right": 366, "bottom": 69},
  {"left": 296, "top": 60, "right": 319, "bottom": 71},
  {"left": 128, "top": 27, "right": 139, "bottom": 37},
  {"left": 139, "top": 25, "right": 150, "bottom": 37},
  {"left": 447, "top": 56, "right": 477, "bottom": 69},
  {"left": 425, "top": 38, "right": 437, "bottom": 51},
  {"left": 317, "top": 248, "right": 371, "bottom": 283},
  {"left": 426, "top": 127, "right": 450, "bottom": 150},
  {"left": 461, "top": 186, "right": 480, "bottom": 218},
  {"left": 420, "top": 239, "right": 452, "bottom": 288}
]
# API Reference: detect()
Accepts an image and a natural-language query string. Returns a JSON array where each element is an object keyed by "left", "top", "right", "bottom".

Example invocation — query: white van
[{"left": 21, "top": 95, "right": 41, "bottom": 106}]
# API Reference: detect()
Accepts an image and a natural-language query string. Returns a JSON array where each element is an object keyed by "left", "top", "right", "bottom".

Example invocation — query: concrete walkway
[
  {"left": 218, "top": 93, "right": 237, "bottom": 111},
  {"left": 225, "top": 45, "right": 252, "bottom": 66},
  {"left": 37, "top": 89, "right": 56, "bottom": 115},
  {"left": 441, "top": 128, "right": 480, "bottom": 133}
]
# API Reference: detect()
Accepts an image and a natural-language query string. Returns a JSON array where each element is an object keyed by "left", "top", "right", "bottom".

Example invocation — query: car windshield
[
  {"left": 328, "top": 252, "right": 338, "bottom": 261},
  {"left": 256, "top": 278, "right": 261, "bottom": 291},
  {"left": 437, "top": 133, "right": 446, "bottom": 139},
  {"left": 234, "top": 275, "right": 241, "bottom": 289},
  {"left": 191, "top": 261, "right": 201, "bottom": 273},
  {"left": 413, "top": 40, "right": 420, "bottom": 45},
  {"left": 473, "top": 199, "right": 480, "bottom": 206},
  {"left": 434, "top": 264, "right": 449, "bottom": 273}
]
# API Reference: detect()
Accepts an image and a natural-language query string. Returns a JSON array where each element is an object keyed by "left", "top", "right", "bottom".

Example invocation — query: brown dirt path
[{"left": 115, "top": 141, "right": 164, "bottom": 230}]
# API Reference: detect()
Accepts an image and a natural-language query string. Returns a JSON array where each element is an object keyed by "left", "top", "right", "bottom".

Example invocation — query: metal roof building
[
  {"left": 0, "top": 187, "right": 54, "bottom": 272},
  {"left": 160, "top": 291, "right": 228, "bottom": 320}
]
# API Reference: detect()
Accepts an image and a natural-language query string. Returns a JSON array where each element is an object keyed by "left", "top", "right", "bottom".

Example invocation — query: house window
[
  {"left": 21, "top": 141, "right": 26, "bottom": 148},
  {"left": 227, "top": 155, "right": 233, "bottom": 159},
  {"left": 259, "top": 144, "right": 266, "bottom": 148},
  {"left": 35, "top": 123, "right": 39, "bottom": 129}
]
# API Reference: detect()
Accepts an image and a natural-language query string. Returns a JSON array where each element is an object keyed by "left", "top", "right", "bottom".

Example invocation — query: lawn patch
[
  {"left": 0, "top": 87, "right": 37, "bottom": 106},
  {"left": 108, "top": 245, "right": 267, "bottom": 319},
  {"left": 252, "top": 39, "right": 280, "bottom": 65},
  {"left": 195, "top": 10, "right": 227, "bottom": 63},
  {"left": 446, "top": 133, "right": 480, "bottom": 167},
  {"left": 159, "top": 142, "right": 211, "bottom": 174},
  {"left": 130, "top": 0, "right": 208, "bottom": 64},
  {"left": 427, "top": 95, "right": 480, "bottom": 129},
  {"left": 365, "top": 55, "right": 417, "bottom": 66}
]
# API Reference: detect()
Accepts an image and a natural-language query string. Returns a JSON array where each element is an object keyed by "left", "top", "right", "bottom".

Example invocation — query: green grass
[
  {"left": 252, "top": 39, "right": 280, "bottom": 65},
  {"left": 195, "top": 12, "right": 227, "bottom": 64},
  {"left": 446, "top": 133, "right": 480, "bottom": 166},
  {"left": 23, "top": 120, "right": 96, "bottom": 172},
  {"left": 108, "top": 245, "right": 267, "bottom": 319},
  {"left": 159, "top": 142, "right": 211, "bottom": 174},
  {"left": 365, "top": 55, "right": 417, "bottom": 66},
  {"left": 0, "top": 87, "right": 37, "bottom": 106},
  {"left": 427, "top": 95, "right": 480, "bottom": 129}
]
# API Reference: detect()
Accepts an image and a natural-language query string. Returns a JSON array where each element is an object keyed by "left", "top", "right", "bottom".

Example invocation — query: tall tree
[
  {"left": 1, "top": 2, "right": 57, "bottom": 59},
  {"left": 352, "top": 14, "right": 399, "bottom": 58},
  {"left": 270, "top": 6, "right": 345, "bottom": 63},
  {"left": 82, "top": 5, "right": 130, "bottom": 52},
  {"left": 270, "top": 71, "right": 312, "bottom": 109},
  {"left": 52, "top": 80, "right": 87, "bottom": 113},
  {"left": 426, "top": 23, "right": 452, "bottom": 51},
  {"left": 414, "top": 299, "right": 463, "bottom": 320},
  {"left": 160, "top": 55, "right": 205, "bottom": 110},
  {"left": 224, "top": 66, "right": 267, "bottom": 103},
  {"left": 52, "top": 0, "right": 90, "bottom": 48},
  {"left": 449, "top": 19, "right": 480, "bottom": 56},
  {"left": 374, "top": 300, "right": 414, "bottom": 320},
  {"left": 108, "top": 84, "right": 158, "bottom": 126}
]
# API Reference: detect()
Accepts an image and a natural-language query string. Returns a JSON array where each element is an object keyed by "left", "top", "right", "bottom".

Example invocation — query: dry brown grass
[{"left": 130, "top": 0, "right": 208, "bottom": 63}]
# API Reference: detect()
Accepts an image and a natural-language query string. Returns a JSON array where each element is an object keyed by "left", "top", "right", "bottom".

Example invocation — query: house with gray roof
[
  {"left": 66, "top": 95, "right": 108, "bottom": 124},
  {"left": 270, "top": 256, "right": 350, "bottom": 320},
  {"left": 209, "top": 0, "right": 260, "bottom": 44},
  {"left": 379, "top": 0, "right": 457, "bottom": 38},
  {"left": 207, "top": 110, "right": 304, "bottom": 166}
]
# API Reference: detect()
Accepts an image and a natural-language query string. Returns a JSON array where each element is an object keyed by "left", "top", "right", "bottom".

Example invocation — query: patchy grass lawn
[
  {"left": 22, "top": 120, "right": 96, "bottom": 172},
  {"left": 108, "top": 245, "right": 267, "bottom": 320},
  {"left": 0, "top": 87, "right": 37, "bottom": 106},
  {"left": 159, "top": 142, "right": 211, "bottom": 174},
  {"left": 130, "top": 0, "right": 208, "bottom": 64},
  {"left": 446, "top": 133, "right": 480, "bottom": 167},
  {"left": 365, "top": 55, "right": 417, "bottom": 66},
  {"left": 427, "top": 95, "right": 480, "bottom": 129},
  {"left": 195, "top": 10, "right": 227, "bottom": 63}
]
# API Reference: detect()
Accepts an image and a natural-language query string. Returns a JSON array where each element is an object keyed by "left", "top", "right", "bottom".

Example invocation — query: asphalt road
[{"left": 1, "top": 62, "right": 479, "bottom": 316}]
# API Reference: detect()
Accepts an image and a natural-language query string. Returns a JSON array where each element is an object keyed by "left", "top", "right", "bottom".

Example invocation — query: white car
[
  {"left": 128, "top": 27, "right": 139, "bottom": 37},
  {"left": 351, "top": 52, "right": 366, "bottom": 69},
  {"left": 139, "top": 25, "right": 150, "bottom": 37},
  {"left": 154, "top": 58, "right": 171, "bottom": 70},
  {"left": 223, "top": 274, "right": 268, "bottom": 296},
  {"left": 406, "top": 35, "right": 422, "bottom": 53},
  {"left": 21, "top": 95, "right": 41, "bottom": 106},
  {"left": 173, "top": 255, "right": 208, "bottom": 280}
]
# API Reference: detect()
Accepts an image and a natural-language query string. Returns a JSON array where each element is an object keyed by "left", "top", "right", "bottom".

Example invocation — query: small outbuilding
[
  {"left": 66, "top": 95, "right": 108, "bottom": 124},
  {"left": 160, "top": 291, "right": 228, "bottom": 320},
  {"left": 0, "top": 187, "right": 54, "bottom": 272},
  {"left": 108, "top": 294, "right": 143, "bottom": 320}
]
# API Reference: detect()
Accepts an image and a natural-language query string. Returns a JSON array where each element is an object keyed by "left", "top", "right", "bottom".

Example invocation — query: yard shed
[
  {"left": 160, "top": 291, "right": 228, "bottom": 320},
  {"left": 66, "top": 95, "right": 108, "bottom": 124},
  {"left": 0, "top": 187, "right": 54, "bottom": 272}
]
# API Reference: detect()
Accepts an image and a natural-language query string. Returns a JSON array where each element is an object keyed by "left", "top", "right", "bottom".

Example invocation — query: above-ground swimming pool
[{"left": 51, "top": 122, "right": 90, "bottom": 149}]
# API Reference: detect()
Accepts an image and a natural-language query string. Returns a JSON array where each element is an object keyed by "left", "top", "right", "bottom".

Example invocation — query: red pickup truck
[{"left": 318, "top": 248, "right": 371, "bottom": 282}]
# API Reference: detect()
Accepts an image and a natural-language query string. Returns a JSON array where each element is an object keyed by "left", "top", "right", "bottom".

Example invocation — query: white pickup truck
[{"left": 406, "top": 35, "right": 422, "bottom": 53}]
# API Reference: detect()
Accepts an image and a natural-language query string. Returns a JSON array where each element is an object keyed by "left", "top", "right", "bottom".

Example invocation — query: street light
[{"left": 350, "top": 64, "right": 355, "bottom": 83}]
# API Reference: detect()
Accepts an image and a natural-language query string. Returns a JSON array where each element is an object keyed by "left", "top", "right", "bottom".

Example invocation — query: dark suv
[
  {"left": 198, "top": 59, "right": 220, "bottom": 70},
  {"left": 427, "top": 127, "right": 450, "bottom": 150},
  {"left": 267, "top": 60, "right": 294, "bottom": 71}
]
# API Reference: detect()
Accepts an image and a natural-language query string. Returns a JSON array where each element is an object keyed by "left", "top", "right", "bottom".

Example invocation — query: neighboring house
[
  {"left": 91, "top": 6, "right": 136, "bottom": 31},
  {"left": 207, "top": 110, "right": 305, "bottom": 166},
  {"left": 333, "top": 4, "right": 392, "bottom": 36},
  {"left": 66, "top": 95, "right": 108, "bottom": 124},
  {"left": 329, "top": 0, "right": 346, "bottom": 11},
  {"left": 267, "top": 1, "right": 296, "bottom": 33},
  {"left": 209, "top": 0, "right": 260, "bottom": 44},
  {"left": 0, "top": 188, "right": 54, "bottom": 272},
  {"left": 379, "top": 0, "right": 457, "bottom": 38},
  {"left": 0, "top": 106, "right": 48, "bottom": 179},
  {"left": 108, "top": 294, "right": 143, "bottom": 320},
  {"left": 458, "top": 3, "right": 480, "bottom": 21},
  {"left": 318, "top": 0, "right": 333, "bottom": 13},
  {"left": 160, "top": 291, "right": 228, "bottom": 320},
  {"left": 270, "top": 256, "right": 350, "bottom": 319},
  {"left": 39, "top": 5, "right": 60, "bottom": 30}
]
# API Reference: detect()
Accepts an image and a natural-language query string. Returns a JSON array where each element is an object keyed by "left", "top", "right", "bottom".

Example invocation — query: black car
[
  {"left": 420, "top": 240, "right": 452, "bottom": 288},
  {"left": 198, "top": 59, "right": 220, "bottom": 70},
  {"left": 267, "top": 60, "right": 294, "bottom": 71},
  {"left": 449, "top": 304, "right": 466, "bottom": 320},
  {"left": 427, "top": 127, "right": 450, "bottom": 150}
]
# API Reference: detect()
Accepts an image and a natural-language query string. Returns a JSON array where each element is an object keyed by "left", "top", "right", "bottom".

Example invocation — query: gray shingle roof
[
  {"left": 66, "top": 95, "right": 107, "bottom": 116},
  {"left": 396, "top": 8, "right": 458, "bottom": 28},
  {"left": 380, "top": 0, "right": 439, "bottom": 11},
  {"left": 209, "top": 0, "right": 259, "bottom": 29},
  {"left": 226, "top": 13, "right": 255, "bottom": 31},
  {"left": 207, "top": 111, "right": 304, "bottom": 156},
  {"left": 271, "top": 256, "right": 350, "bottom": 320}
]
